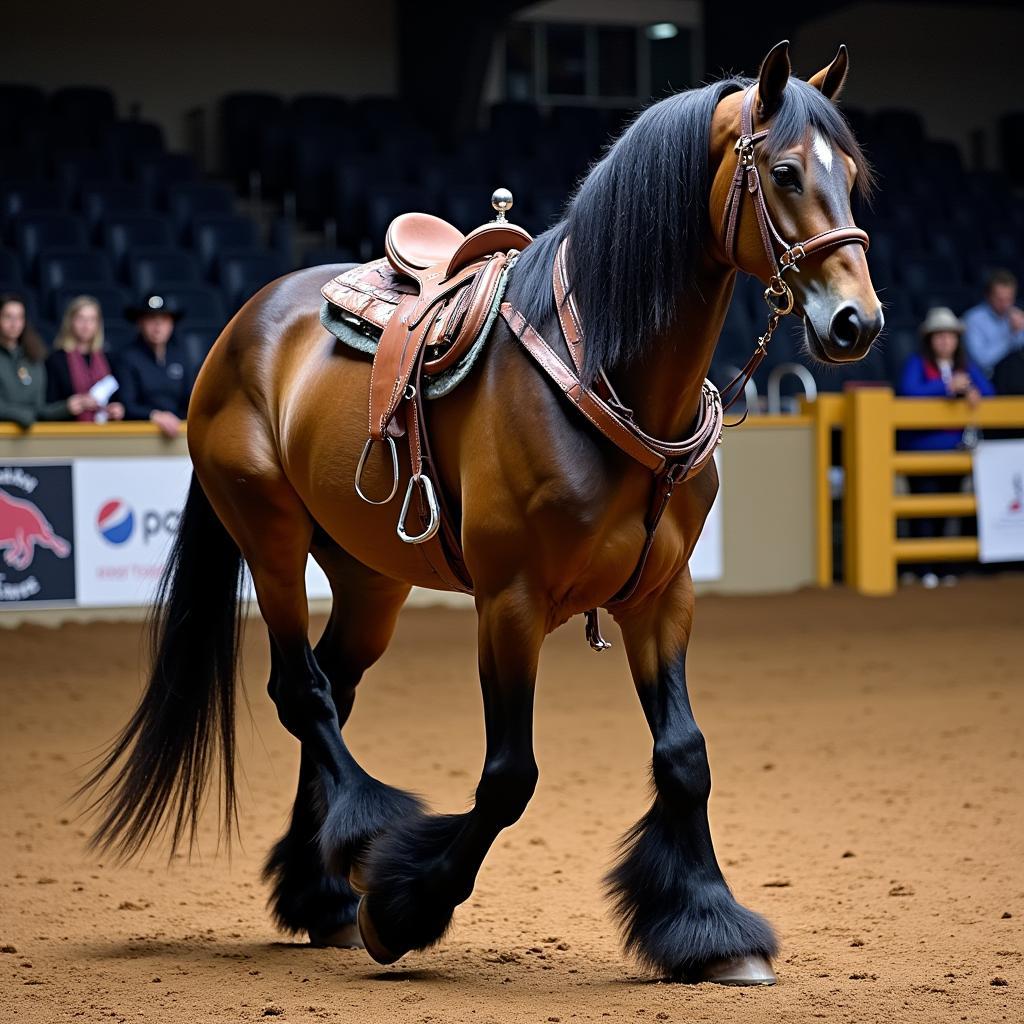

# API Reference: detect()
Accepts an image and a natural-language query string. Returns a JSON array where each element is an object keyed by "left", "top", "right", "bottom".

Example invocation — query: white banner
[
  {"left": 72, "top": 458, "right": 332, "bottom": 607},
  {"left": 973, "top": 440, "right": 1024, "bottom": 563},
  {"left": 689, "top": 451, "right": 723, "bottom": 581}
]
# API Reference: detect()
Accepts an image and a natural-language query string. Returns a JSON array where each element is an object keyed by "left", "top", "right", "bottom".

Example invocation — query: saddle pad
[{"left": 320, "top": 259, "right": 512, "bottom": 400}]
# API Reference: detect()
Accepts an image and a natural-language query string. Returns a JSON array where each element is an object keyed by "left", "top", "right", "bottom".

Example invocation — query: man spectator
[
  {"left": 115, "top": 295, "right": 196, "bottom": 438},
  {"left": 962, "top": 269, "right": 1024, "bottom": 378}
]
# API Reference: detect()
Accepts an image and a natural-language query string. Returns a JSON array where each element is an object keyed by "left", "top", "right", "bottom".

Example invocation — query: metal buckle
[
  {"left": 397, "top": 473, "right": 441, "bottom": 544},
  {"left": 780, "top": 243, "right": 806, "bottom": 271},
  {"left": 354, "top": 436, "right": 400, "bottom": 505}
]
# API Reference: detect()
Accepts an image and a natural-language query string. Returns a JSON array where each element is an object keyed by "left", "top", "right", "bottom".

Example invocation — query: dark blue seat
[
  {"left": 54, "top": 151, "right": 122, "bottom": 197},
  {"left": 39, "top": 248, "right": 114, "bottom": 299},
  {"left": 490, "top": 101, "right": 542, "bottom": 139},
  {"left": 921, "top": 285, "right": 979, "bottom": 317},
  {"left": 899, "top": 251, "right": 962, "bottom": 292},
  {"left": 52, "top": 283, "right": 130, "bottom": 323},
  {"left": 0, "top": 249, "right": 21, "bottom": 283},
  {"left": 49, "top": 87, "right": 116, "bottom": 146},
  {"left": 128, "top": 248, "right": 201, "bottom": 293},
  {"left": 135, "top": 153, "right": 198, "bottom": 205},
  {"left": 179, "top": 320, "right": 224, "bottom": 363},
  {"left": 217, "top": 250, "right": 287, "bottom": 310},
  {"left": 220, "top": 92, "right": 286, "bottom": 189},
  {"left": 290, "top": 94, "right": 348, "bottom": 132},
  {"left": 872, "top": 108, "right": 926, "bottom": 149},
  {"left": 106, "top": 120, "right": 166, "bottom": 172},
  {"left": 0, "top": 84, "right": 46, "bottom": 139},
  {"left": 14, "top": 214, "right": 88, "bottom": 276},
  {"left": 192, "top": 214, "right": 259, "bottom": 276},
  {"left": 103, "top": 215, "right": 174, "bottom": 275},
  {"left": 158, "top": 284, "right": 226, "bottom": 324},
  {"left": 80, "top": 183, "right": 148, "bottom": 230},
  {"left": 301, "top": 246, "right": 357, "bottom": 269},
  {"left": 102, "top": 321, "right": 136, "bottom": 353},
  {"left": 168, "top": 182, "right": 234, "bottom": 238},
  {"left": 1, "top": 182, "right": 67, "bottom": 230}
]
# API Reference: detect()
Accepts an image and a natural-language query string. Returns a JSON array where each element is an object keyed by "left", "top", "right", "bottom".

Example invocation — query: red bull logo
[
  {"left": 0, "top": 464, "right": 76, "bottom": 604},
  {"left": 0, "top": 489, "right": 71, "bottom": 570}
]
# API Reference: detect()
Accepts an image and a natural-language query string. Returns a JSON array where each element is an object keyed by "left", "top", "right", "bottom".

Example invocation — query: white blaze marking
[{"left": 812, "top": 130, "right": 834, "bottom": 173}]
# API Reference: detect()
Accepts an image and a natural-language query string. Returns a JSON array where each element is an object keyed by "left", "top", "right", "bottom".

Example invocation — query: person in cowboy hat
[
  {"left": 114, "top": 294, "right": 197, "bottom": 438},
  {"left": 897, "top": 306, "right": 994, "bottom": 587}
]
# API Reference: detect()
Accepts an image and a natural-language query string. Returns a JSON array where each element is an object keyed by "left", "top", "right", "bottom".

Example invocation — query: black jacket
[{"left": 114, "top": 336, "right": 197, "bottom": 420}]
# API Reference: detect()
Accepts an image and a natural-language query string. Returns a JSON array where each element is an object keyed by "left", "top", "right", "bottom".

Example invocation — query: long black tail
[{"left": 77, "top": 473, "right": 245, "bottom": 859}]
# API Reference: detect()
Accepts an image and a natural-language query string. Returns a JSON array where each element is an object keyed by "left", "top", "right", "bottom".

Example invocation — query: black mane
[{"left": 505, "top": 76, "right": 873, "bottom": 384}]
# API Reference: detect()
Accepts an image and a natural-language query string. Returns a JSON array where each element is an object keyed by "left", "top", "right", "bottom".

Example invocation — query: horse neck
[{"left": 611, "top": 253, "right": 736, "bottom": 442}]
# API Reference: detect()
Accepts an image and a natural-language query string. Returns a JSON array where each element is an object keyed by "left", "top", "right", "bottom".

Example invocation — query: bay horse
[{"left": 80, "top": 41, "right": 882, "bottom": 985}]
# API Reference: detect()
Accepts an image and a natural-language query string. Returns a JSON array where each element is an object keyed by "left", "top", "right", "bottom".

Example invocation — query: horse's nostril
[{"left": 830, "top": 304, "right": 861, "bottom": 350}]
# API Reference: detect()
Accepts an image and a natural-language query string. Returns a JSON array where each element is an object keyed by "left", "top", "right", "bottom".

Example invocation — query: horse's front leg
[
  {"left": 610, "top": 567, "right": 778, "bottom": 984},
  {"left": 354, "top": 579, "right": 543, "bottom": 964}
]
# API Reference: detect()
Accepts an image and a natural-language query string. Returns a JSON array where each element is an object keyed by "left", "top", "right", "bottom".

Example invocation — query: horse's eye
[{"left": 771, "top": 165, "right": 799, "bottom": 190}]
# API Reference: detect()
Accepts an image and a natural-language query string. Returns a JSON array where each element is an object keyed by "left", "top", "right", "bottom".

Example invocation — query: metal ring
[
  {"left": 397, "top": 474, "right": 441, "bottom": 545},
  {"left": 354, "top": 436, "right": 400, "bottom": 505},
  {"left": 764, "top": 280, "right": 795, "bottom": 316}
]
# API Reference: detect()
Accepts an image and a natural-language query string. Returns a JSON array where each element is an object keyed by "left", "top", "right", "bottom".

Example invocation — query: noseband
[{"left": 719, "top": 86, "right": 870, "bottom": 409}]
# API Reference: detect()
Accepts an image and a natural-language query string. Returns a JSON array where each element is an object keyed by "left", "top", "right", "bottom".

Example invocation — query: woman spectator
[
  {"left": 46, "top": 295, "right": 125, "bottom": 422},
  {"left": 897, "top": 306, "right": 994, "bottom": 587},
  {"left": 116, "top": 294, "right": 196, "bottom": 438},
  {"left": 0, "top": 293, "right": 95, "bottom": 428}
]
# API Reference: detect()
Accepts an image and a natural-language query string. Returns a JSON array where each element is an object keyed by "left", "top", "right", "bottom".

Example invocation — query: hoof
[
  {"left": 357, "top": 896, "right": 403, "bottom": 966},
  {"left": 308, "top": 922, "right": 364, "bottom": 949},
  {"left": 690, "top": 954, "right": 776, "bottom": 986}
]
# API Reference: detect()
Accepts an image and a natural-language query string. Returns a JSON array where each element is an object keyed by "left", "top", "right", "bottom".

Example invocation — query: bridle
[{"left": 718, "top": 85, "right": 870, "bottom": 410}]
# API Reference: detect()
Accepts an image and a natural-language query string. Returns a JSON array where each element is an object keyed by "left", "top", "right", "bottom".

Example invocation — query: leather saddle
[{"left": 321, "top": 195, "right": 532, "bottom": 589}]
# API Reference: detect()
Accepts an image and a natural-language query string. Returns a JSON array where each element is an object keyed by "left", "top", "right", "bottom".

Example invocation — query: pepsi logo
[{"left": 97, "top": 499, "right": 135, "bottom": 545}]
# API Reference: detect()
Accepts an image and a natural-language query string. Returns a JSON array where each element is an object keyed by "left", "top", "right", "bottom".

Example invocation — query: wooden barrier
[{"left": 839, "top": 389, "right": 1024, "bottom": 595}]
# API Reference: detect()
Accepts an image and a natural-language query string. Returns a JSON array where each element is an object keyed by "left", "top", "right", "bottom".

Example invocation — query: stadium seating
[{"left": 2, "top": 83, "right": 1022, "bottom": 403}]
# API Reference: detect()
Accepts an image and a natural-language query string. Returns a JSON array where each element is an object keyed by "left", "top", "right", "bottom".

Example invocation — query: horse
[{"left": 79, "top": 40, "right": 882, "bottom": 985}]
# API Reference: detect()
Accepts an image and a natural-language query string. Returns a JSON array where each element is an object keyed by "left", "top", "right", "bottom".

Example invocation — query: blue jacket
[
  {"left": 896, "top": 353, "right": 994, "bottom": 451},
  {"left": 114, "top": 336, "right": 197, "bottom": 421}
]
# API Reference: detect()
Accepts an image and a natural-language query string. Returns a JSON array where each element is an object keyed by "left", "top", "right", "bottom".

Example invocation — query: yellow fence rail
[{"left": 807, "top": 389, "right": 1024, "bottom": 595}]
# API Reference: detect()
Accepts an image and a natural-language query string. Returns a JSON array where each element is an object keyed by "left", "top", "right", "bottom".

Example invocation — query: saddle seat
[
  {"left": 386, "top": 211, "right": 532, "bottom": 280},
  {"left": 322, "top": 193, "right": 532, "bottom": 585}
]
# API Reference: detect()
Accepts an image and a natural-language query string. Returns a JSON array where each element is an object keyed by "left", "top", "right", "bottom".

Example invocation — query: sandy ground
[{"left": 1, "top": 579, "right": 1022, "bottom": 1024}]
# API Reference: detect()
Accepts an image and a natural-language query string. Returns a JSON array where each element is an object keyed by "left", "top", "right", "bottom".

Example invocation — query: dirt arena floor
[{"left": 1, "top": 579, "right": 1022, "bottom": 1024}]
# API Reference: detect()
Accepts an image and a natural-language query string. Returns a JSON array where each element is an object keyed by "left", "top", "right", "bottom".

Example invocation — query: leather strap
[
  {"left": 722, "top": 86, "right": 869, "bottom": 279},
  {"left": 501, "top": 303, "right": 723, "bottom": 480}
]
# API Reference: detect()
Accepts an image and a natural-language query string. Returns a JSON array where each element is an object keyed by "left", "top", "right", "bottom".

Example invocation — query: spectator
[
  {"left": 897, "top": 307, "right": 994, "bottom": 588},
  {"left": 46, "top": 295, "right": 125, "bottom": 422},
  {"left": 0, "top": 293, "right": 95, "bottom": 428},
  {"left": 962, "top": 269, "right": 1024, "bottom": 377},
  {"left": 116, "top": 295, "right": 196, "bottom": 438}
]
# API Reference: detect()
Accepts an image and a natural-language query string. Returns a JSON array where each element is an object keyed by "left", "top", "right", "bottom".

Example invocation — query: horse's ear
[
  {"left": 808, "top": 44, "right": 849, "bottom": 101},
  {"left": 757, "top": 39, "right": 791, "bottom": 119}
]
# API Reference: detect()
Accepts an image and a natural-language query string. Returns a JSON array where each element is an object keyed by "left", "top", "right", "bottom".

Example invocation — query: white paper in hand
[{"left": 89, "top": 374, "right": 119, "bottom": 406}]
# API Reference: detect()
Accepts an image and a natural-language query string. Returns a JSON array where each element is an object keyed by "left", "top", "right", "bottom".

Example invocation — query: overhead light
[{"left": 646, "top": 23, "right": 679, "bottom": 41}]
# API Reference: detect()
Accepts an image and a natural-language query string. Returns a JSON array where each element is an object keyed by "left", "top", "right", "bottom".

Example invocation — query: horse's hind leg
[
  {"left": 609, "top": 567, "right": 777, "bottom": 984},
  {"left": 263, "top": 536, "right": 412, "bottom": 946},
  {"left": 354, "top": 580, "right": 543, "bottom": 964},
  {"left": 195, "top": 451, "right": 420, "bottom": 944}
]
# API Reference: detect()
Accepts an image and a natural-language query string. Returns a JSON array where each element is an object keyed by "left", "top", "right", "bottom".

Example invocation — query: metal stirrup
[
  {"left": 355, "top": 435, "right": 400, "bottom": 505},
  {"left": 397, "top": 473, "right": 441, "bottom": 544}
]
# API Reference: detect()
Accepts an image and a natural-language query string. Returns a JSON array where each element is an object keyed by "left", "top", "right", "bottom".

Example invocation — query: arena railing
[{"left": 805, "top": 390, "right": 1024, "bottom": 595}]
